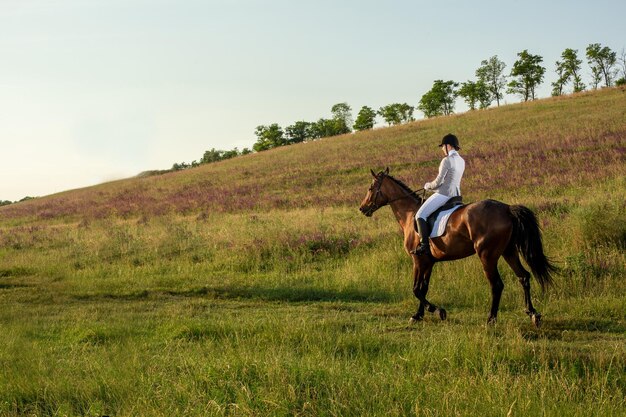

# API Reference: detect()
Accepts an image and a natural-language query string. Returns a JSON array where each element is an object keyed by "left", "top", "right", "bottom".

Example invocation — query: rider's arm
[{"left": 425, "top": 158, "right": 450, "bottom": 191}]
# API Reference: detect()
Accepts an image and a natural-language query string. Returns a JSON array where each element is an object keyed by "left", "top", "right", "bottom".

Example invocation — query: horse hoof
[
  {"left": 531, "top": 313, "right": 542, "bottom": 328},
  {"left": 437, "top": 308, "right": 447, "bottom": 321},
  {"left": 409, "top": 316, "right": 422, "bottom": 325},
  {"left": 487, "top": 316, "right": 497, "bottom": 325}
]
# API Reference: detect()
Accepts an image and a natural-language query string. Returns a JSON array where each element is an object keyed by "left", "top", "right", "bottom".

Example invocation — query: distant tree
[
  {"left": 172, "top": 162, "right": 190, "bottom": 171},
  {"left": 551, "top": 61, "right": 568, "bottom": 97},
  {"left": 221, "top": 149, "right": 240, "bottom": 160},
  {"left": 476, "top": 55, "right": 507, "bottom": 106},
  {"left": 201, "top": 148, "right": 226, "bottom": 164},
  {"left": 396, "top": 103, "right": 415, "bottom": 123},
  {"left": 285, "top": 121, "right": 313, "bottom": 143},
  {"left": 589, "top": 66, "right": 603, "bottom": 90},
  {"left": 615, "top": 48, "right": 626, "bottom": 86},
  {"left": 331, "top": 102, "right": 353, "bottom": 134},
  {"left": 0, "top": 200, "right": 12, "bottom": 206},
  {"left": 507, "top": 50, "right": 546, "bottom": 101},
  {"left": 586, "top": 43, "right": 617, "bottom": 87},
  {"left": 377, "top": 103, "right": 414, "bottom": 126},
  {"left": 309, "top": 118, "right": 345, "bottom": 139},
  {"left": 378, "top": 104, "right": 402, "bottom": 126},
  {"left": 562, "top": 48, "right": 586, "bottom": 93},
  {"left": 353, "top": 106, "right": 377, "bottom": 131},
  {"left": 418, "top": 80, "right": 458, "bottom": 118},
  {"left": 253, "top": 123, "right": 286, "bottom": 152},
  {"left": 458, "top": 80, "right": 491, "bottom": 110}
]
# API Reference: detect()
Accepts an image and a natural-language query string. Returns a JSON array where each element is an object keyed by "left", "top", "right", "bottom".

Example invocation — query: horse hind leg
[
  {"left": 478, "top": 252, "right": 504, "bottom": 325},
  {"left": 504, "top": 250, "right": 541, "bottom": 327}
]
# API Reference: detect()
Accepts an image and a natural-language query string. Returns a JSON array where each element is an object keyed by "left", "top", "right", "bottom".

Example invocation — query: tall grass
[{"left": 0, "top": 88, "right": 625, "bottom": 416}]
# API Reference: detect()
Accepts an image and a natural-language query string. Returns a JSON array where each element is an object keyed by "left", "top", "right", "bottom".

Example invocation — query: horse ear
[
  {"left": 384, "top": 167, "right": 389, "bottom": 175},
  {"left": 370, "top": 169, "right": 377, "bottom": 177}
]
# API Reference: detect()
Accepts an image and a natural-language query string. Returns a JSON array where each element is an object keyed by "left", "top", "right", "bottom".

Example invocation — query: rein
[
  {"left": 386, "top": 187, "right": 426, "bottom": 204},
  {"left": 372, "top": 172, "right": 426, "bottom": 207}
]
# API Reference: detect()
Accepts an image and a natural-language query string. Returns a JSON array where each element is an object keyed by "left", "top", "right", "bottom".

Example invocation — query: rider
[{"left": 411, "top": 133, "right": 465, "bottom": 255}]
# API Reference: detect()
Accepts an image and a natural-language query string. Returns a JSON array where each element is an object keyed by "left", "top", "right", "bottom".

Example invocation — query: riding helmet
[{"left": 438, "top": 133, "right": 460, "bottom": 150}]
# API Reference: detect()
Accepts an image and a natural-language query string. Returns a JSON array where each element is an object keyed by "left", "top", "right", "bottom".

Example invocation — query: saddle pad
[{"left": 430, "top": 205, "right": 463, "bottom": 238}]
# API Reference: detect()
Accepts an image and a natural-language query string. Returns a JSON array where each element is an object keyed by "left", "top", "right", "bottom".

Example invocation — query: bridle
[{"left": 365, "top": 172, "right": 426, "bottom": 214}]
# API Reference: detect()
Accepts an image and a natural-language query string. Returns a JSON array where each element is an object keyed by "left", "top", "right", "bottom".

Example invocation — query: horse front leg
[
  {"left": 409, "top": 259, "right": 446, "bottom": 324},
  {"left": 410, "top": 262, "right": 426, "bottom": 323}
]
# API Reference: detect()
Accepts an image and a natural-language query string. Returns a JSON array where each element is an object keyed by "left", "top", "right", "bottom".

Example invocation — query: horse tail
[{"left": 508, "top": 205, "right": 557, "bottom": 291}]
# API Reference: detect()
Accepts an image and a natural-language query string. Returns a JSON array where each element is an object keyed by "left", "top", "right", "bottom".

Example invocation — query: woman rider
[{"left": 411, "top": 133, "right": 465, "bottom": 255}]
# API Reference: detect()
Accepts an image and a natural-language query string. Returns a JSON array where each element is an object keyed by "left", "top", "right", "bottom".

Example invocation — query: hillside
[
  {"left": 1, "top": 87, "right": 625, "bottom": 224},
  {"left": 0, "top": 88, "right": 625, "bottom": 416}
]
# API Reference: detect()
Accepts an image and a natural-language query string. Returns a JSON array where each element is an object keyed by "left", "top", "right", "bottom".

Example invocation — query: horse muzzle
[{"left": 359, "top": 204, "right": 376, "bottom": 217}]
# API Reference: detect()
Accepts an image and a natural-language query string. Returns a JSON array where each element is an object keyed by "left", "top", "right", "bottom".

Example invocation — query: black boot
[{"left": 411, "top": 218, "right": 431, "bottom": 255}]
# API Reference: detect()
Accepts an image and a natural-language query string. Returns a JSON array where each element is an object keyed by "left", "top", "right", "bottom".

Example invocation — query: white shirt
[{"left": 426, "top": 150, "right": 465, "bottom": 197}]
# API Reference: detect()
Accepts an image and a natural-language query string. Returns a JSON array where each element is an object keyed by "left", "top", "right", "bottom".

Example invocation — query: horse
[{"left": 359, "top": 168, "right": 556, "bottom": 327}]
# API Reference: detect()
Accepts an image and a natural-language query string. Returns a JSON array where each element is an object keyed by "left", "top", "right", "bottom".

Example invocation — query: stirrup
[{"left": 411, "top": 243, "right": 430, "bottom": 255}]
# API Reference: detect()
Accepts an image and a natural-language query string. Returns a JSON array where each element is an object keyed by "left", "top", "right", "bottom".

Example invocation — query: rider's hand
[{"left": 424, "top": 183, "right": 432, "bottom": 190}]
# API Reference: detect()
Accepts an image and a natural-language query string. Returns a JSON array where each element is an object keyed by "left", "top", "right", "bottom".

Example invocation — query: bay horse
[{"left": 359, "top": 168, "right": 556, "bottom": 327}]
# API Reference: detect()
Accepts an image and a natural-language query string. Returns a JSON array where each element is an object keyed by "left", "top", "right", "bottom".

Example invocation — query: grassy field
[{"left": 1, "top": 88, "right": 625, "bottom": 416}]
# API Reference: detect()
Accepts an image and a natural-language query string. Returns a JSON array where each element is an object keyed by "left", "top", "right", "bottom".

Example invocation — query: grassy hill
[
  {"left": 2, "top": 87, "right": 625, "bottom": 223},
  {"left": 0, "top": 88, "right": 625, "bottom": 416}
]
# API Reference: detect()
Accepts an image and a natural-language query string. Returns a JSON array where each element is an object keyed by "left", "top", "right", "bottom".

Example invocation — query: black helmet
[{"left": 438, "top": 133, "right": 460, "bottom": 150}]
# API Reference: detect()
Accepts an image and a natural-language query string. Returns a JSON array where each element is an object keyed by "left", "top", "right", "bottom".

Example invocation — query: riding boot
[{"left": 411, "top": 218, "right": 431, "bottom": 255}]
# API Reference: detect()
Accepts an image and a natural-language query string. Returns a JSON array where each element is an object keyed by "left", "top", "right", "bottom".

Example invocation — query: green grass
[{"left": 0, "top": 88, "right": 625, "bottom": 416}]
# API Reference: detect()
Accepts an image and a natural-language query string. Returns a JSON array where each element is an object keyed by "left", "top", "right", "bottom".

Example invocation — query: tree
[
  {"left": 285, "top": 121, "right": 313, "bottom": 144},
  {"left": 353, "top": 106, "right": 377, "bottom": 131},
  {"left": 253, "top": 123, "right": 286, "bottom": 152},
  {"left": 615, "top": 48, "right": 626, "bottom": 86},
  {"left": 551, "top": 61, "right": 568, "bottom": 96},
  {"left": 458, "top": 80, "right": 491, "bottom": 110},
  {"left": 586, "top": 43, "right": 617, "bottom": 87},
  {"left": 553, "top": 48, "right": 585, "bottom": 96},
  {"left": 331, "top": 102, "right": 353, "bottom": 134},
  {"left": 201, "top": 148, "right": 226, "bottom": 164},
  {"left": 377, "top": 103, "right": 414, "bottom": 126},
  {"left": 563, "top": 48, "right": 586, "bottom": 93},
  {"left": 476, "top": 55, "right": 506, "bottom": 106},
  {"left": 507, "top": 50, "right": 546, "bottom": 101},
  {"left": 378, "top": 104, "right": 402, "bottom": 126},
  {"left": 172, "top": 162, "right": 190, "bottom": 171},
  {"left": 589, "top": 65, "right": 603, "bottom": 90},
  {"left": 418, "top": 80, "right": 458, "bottom": 118},
  {"left": 309, "top": 118, "right": 347, "bottom": 139}
]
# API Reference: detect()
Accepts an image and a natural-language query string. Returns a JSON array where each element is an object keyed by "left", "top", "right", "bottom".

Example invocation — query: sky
[{"left": 1, "top": 0, "right": 625, "bottom": 201}]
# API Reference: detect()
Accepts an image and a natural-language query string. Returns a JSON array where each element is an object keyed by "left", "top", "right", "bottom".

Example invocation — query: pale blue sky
[{"left": 1, "top": 0, "right": 625, "bottom": 201}]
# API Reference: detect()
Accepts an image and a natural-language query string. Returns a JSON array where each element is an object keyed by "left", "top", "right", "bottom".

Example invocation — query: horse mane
[{"left": 384, "top": 173, "right": 423, "bottom": 203}]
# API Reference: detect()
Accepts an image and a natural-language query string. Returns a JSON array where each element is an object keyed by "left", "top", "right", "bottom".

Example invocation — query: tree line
[
  {"left": 170, "top": 147, "right": 253, "bottom": 171},
  {"left": 163, "top": 42, "right": 626, "bottom": 172},
  {"left": 250, "top": 43, "right": 625, "bottom": 154},
  {"left": 420, "top": 43, "right": 624, "bottom": 117},
  {"left": 0, "top": 196, "right": 35, "bottom": 207}
]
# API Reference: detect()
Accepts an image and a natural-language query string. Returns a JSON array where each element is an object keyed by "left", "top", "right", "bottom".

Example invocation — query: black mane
[{"left": 382, "top": 172, "right": 423, "bottom": 203}]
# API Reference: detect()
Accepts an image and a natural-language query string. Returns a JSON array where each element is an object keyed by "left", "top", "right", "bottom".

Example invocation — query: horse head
[{"left": 359, "top": 167, "right": 390, "bottom": 217}]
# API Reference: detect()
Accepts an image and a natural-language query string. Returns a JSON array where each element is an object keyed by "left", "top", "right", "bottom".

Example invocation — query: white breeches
[{"left": 416, "top": 193, "right": 451, "bottom": 220}]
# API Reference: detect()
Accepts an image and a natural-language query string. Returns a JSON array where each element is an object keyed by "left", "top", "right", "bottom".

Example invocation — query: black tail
[{"left": 509, "top": 205, "right": 557, "bottom": 291}]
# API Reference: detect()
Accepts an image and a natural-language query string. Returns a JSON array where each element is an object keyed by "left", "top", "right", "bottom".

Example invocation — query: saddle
[{"left": 414, "top": 196, "right": 464, "bottom": 235}]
